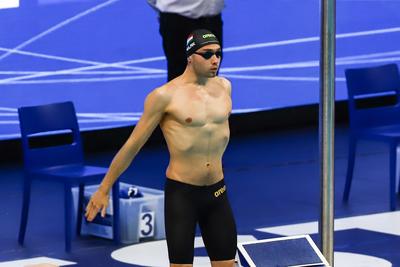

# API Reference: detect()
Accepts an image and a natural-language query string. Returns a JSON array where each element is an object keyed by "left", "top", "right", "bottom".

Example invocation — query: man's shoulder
[
  {"left": 217, "top": 76, "right": 231, "bottom": 88},
  {"left": 147, "top": 84, "right": 174, "bottom": 106},
  {"left": 214, "top": 76, "right": 232, "bottom": 95}
]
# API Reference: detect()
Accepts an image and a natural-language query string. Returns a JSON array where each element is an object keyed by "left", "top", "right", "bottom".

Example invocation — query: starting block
[{"left": 238, "top": 235, "right": 330, "bottom": 267}]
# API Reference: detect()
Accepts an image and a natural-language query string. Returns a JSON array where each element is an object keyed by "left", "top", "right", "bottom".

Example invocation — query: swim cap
[{"left": 186, "top": 29, "right": 220, "bottom": 57}]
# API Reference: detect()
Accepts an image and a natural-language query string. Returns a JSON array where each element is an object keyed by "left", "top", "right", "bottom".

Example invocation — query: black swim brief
[{"left": 164, "top": 178, "right": 237, "bottom": 264}]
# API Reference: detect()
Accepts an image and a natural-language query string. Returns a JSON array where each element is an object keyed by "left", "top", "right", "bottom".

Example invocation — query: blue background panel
[{"left": 0, "top": 0, "right": 399, "bottom": 139}]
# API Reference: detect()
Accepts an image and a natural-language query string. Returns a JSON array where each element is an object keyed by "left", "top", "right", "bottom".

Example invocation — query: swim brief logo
[
  {"left": 202, "top": 33, "right": 216, "bottom": 39},
  {"left": 214, "top": 185, "right": 226, "bottom": 197}
]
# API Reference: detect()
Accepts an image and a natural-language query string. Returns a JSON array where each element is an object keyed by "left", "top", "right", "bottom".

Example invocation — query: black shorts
[{"left": 164, "top": 178, "right": 237, "bottom": 264}]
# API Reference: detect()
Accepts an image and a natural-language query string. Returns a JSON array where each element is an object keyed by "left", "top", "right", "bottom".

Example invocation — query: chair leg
[
  {"left": 76, "top": 184, "right": 84, "bottom": 236},
  {"left": 390, "top": 143, "right": 397, "bottom": 211},
  {"left": 18, "top": 177, "right": 31, "bottom": 246},
  {"left": 64, "top": 184, "right": 73, "bottom": 252},
  {"left": 343, "top": 137, "right": 357, "bottom": 202},
  {"left": 112, "top": 182, "right": 120, "bottom": 244},
  {"left": 397, "top": 145, "right": 400, "bottom": 195}
]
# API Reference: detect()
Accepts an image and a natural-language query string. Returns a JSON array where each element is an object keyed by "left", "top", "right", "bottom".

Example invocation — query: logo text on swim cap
[
  {"left": 186, "top": 41, "right": 196, "bottom": 51},
  {"left": 203, "top": 33, "right": 216, "bottom": 39},
  {"left": 214, "top": 185, "right": 226, "bottom": 197},
  {"left": 186, "top": 35, "right": 194, "bottom": 45}
]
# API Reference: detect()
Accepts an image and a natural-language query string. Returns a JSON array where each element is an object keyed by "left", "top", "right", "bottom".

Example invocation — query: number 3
[{"left": 140, "top": 212, "right": 154, "bottom": 237}]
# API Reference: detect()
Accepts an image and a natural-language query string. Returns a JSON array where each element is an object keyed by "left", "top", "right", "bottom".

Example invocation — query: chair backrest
[
  {"left": 18, "top": 101, "right": 84, "bottom": 170},
  {"left": 345, "top": 63, "right": 400, "bottom": 130}
]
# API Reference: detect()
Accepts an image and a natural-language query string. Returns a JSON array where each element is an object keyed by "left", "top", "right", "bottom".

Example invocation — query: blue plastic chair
[
  {"left": 343, "top": 63, "right": 400, "bottom": 210},
  {"left": 18, "top": 101, "right": 120, "bottom": 251}
]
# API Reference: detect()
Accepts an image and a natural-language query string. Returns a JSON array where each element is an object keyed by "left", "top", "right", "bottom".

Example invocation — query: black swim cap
[{"left": 186, "top": 29, "right": 220, "bottom": 57}]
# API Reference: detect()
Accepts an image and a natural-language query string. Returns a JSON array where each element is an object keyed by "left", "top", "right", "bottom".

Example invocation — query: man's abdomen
[{"left": 166, "top": 153, "right": 225, "bottom": 186}]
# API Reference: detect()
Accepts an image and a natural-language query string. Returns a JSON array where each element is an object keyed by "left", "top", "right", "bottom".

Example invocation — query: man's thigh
[
  {"left": 198, "top": 193, "right": 237, "bottom": 262},
  {"left": 165, "top": 179, "right": 198, "bottom": 264}
]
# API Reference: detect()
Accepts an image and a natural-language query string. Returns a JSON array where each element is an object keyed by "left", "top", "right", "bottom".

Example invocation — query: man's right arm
[
  {"left": 85, "top": 87, "right": 170, "bottom": 220},
  {"left": 99, "top": 87, "right": 170, "bottom": 194}
]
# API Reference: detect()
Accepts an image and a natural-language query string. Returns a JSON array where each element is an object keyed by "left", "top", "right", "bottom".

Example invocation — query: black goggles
[{"left": 193, "top": 50, "right": 222, "bottom": 59}]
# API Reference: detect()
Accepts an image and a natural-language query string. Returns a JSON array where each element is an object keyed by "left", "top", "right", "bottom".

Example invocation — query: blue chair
[
  {"left": 18, "top": 101, "right": 120, "bottom": 251},
  {"left": 343, "top": 63, "right": 400, "bottom": 211}
]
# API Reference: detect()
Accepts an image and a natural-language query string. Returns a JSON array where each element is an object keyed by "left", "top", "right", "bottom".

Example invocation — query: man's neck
[{"left": 180, "top": 67, "right": 210, "bottom": 86}]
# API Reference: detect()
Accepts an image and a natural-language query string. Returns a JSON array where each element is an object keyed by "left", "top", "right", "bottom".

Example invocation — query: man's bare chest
[{"left": 166, "top": 91, "right": 231, "bottom": 127}]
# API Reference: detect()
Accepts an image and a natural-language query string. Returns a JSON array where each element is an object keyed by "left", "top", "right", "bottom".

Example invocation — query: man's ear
[{"left": 187, "top": 55, "right": 192, "bottom": 64}]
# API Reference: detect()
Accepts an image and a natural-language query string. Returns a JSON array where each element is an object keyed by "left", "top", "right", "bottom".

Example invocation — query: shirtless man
[{"left": 85, "top": 29, "right": 237, "bottom": 267}]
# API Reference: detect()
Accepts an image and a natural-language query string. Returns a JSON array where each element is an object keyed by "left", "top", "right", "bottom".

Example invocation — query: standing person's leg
[
  {"left": 159, "top": 13, "right": 192, "bottom": 81},
  {"left": 164, "top": 179, "right": 198, "bottom": 266},
  {"left": 202, "top": 14, "right": 223, "bottom": 49},
  {"left": 198, "top": 180, "right": 237, "bottom": 267}
]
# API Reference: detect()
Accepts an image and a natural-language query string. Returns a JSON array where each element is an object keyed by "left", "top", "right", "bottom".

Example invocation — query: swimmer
[{"left": 85, "top": 29, "right": 236, "bottom": 267}]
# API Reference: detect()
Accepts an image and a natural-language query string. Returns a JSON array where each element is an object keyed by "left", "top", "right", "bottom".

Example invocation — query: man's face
[{"left": 190, "top": 44, "right": 221, "bottom": 78}]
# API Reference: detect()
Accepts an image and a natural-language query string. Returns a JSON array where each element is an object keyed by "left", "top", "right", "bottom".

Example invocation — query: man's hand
[{"left": 85, "top": 190, "right": 109, "bottom": 222}]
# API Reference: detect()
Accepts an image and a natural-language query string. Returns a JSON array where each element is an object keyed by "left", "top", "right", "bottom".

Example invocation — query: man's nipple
[{"left": 185, "top": 117, "right": 193, "bottom": 123}]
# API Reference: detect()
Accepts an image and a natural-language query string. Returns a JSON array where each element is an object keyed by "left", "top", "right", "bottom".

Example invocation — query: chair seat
[
  {"left": 357, "top": 125, "right": 400, "bottom": 140},
  {"left": 31, "top": 164, "right": 108, "bottom": 184}
]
